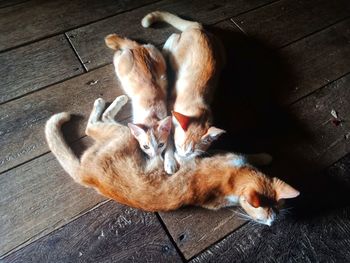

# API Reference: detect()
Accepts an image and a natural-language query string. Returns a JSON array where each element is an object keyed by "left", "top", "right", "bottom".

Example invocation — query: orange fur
[
  {"left": 45, "top": 96, "right": 299, "bottom": 225},
  {"left": 142, "top": 11, "right": 226, "bottom": 159},
  {"left": 105, "top": 34, "right": 176, "bottom": 172}
]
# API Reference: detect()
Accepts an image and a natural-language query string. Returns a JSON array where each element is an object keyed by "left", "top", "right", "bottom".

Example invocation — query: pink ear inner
[
  {"left": 172, "top": 111, "right": 191, "bottom": 131},
  {"left": 159, "top": 117, "right": 172, "bottom": 133},
  {"left": 273, "top": 178, "right": 300, "bottom": 200},
  {"left": 246, "top": 191, "right": 261, "bottom": 208}
]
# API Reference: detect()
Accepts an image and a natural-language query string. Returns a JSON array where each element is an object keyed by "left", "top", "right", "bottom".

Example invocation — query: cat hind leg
[
  {"left": 102, "top": 95, "right": 129, "bottom": 123},
  {"left": 162, "top": 33, "right": 180, "bottom": 57}
]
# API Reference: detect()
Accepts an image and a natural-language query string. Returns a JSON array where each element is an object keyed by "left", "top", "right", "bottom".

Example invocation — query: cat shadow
[{"left": 207, "top": 26, "right": 350, "bottom": 220}]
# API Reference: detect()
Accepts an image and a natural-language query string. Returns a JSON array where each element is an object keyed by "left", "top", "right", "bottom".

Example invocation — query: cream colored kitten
[
  {"left": 105, "top": 34, "right": 177, "bottom": 173},
  {"left": 142, "top": 12, "right": 225, "bottom": 161}
]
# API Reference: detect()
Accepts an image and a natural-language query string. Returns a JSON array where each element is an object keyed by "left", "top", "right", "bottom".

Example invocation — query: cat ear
[
  {"left": 172, "top": 111, "right": 191, "bottom": 131},
  {"left": 201, "top": 126, "right": 226, "bottom": 142},
  {"left": 158, "top": 116, "right": 172, "bottom": 134},
  {"left": 128, "top": 123, "right": 146, "bottom": 138},
  {"left": 245, "top": 190, "right": 261, "bottom": 208},
  {"left": 273, "top": 178, "right": 300, "bottom": 200}
]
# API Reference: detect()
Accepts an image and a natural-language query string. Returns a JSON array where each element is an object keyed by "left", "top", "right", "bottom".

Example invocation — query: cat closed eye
[
  {"left": 143, "top": 145, "right": 150, "bottom": 149},
  {"left": 158, "top": 143, "right": 164, "bottom": 148}
]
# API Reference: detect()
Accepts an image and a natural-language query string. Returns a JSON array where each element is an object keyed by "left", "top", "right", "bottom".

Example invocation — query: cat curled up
[
  {"left": 45, "top": 95, "right": 299, "bottom": 226},
  {"left": 105, "top": 34, "right": 177, "bottom": 174},
  {"left": 142, "top": 11, "right": 226, "bottom": 160}
]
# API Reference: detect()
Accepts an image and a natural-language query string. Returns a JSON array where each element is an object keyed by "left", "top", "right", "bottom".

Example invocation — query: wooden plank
[
  {"left": 0, "top": 138, "right": 106, "bottom": 257},
  {"left": 190, "top": 207, "right": 350, "bottom": 262},
  {"left": 159, "top": 208, "right": 245, "bottom": 260},
  {"left": 288, "top": 73, "right": 350, "bottom": 171},
  {"left": 67, "top": 0, "right": 275, "bottom": 70},
  {"left": 0, "top": 0, "right": 30, "bottom": 9},
  {"left": 232, "top": 0, "right": 350, "bottom": 48},
  {"left": 190, "top": 153, "right": 350, "bottom": 262},
  {"left": 279, "top": 18, "right": 350, "bottom": 104},
  {"left": 2, "top": 202, "right": 183, "bottom": 263},
  {"left": 0, "top": 0, "right": 158, "bottom": 51},
  {"left": 0, "top": 35, "right": 84, "bottom": 104},
  {"left": 0, "top": 64, "right": 131, "bottom": 174}
]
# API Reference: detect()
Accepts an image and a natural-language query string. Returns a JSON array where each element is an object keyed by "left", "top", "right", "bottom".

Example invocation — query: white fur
[
  {"left": 230, "top": 156, "right": 247, "bottom": 168},
  {"left": 226, "top": 195, "right": 240, "bottom": 205}
]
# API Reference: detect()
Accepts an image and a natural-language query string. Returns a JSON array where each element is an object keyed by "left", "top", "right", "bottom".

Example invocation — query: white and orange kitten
[
  {"left": 142, "top": 12, "right": 225, "bottom": 161},
  {"left": 45, "top": 95, "right": 300, "bottom": 226},
  {"left": 105, "top": 34, "right": 177, "bottom": 173}
]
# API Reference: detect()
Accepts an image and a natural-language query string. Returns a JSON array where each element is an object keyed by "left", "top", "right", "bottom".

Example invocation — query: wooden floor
[{"left": 1, "top": 0, "right": 350, "bottom": 262}]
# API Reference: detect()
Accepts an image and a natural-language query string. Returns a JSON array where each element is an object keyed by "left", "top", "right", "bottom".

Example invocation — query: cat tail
[
  {"left": 245, "top": 153, "right": 273, "bottom": 166},
  {"left": 105, "top": 34, "right": 138, "bottom": 50},
  {"left": 142, "top": 11, "right": 202, "bottom": 31},
  {"left": 45, "top": 112, "right": 81, "bottom": 182}
]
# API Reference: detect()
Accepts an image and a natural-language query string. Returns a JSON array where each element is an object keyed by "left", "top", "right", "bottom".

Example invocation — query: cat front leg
[
  {"left": 245, "top": 153, "right": 273, "bottom": 166},
  {"left": 164, "top": 139, "right": 178, "bottom": 174},
  {"left": 226, "top": 153, "right": 273, "bottom": 167}
]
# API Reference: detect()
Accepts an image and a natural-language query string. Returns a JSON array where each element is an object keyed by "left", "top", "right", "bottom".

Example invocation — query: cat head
[
  {"left": 128, "top": 116, "right": 172, "bottom": 158},
  {"left": 238, "top": 177, "right": 299, "bottom": 226},
  {"left": 172, "top": 111, "right": 225, "bottom": 158}
]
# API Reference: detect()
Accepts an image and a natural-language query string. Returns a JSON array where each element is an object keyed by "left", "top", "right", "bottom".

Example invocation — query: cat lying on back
[
  {"left": 105, "top": 34, "right": 177, "bottom": 174},
  {"left": 142, "top": 12, "right": 226, "bottom": 160},
  {"left": 45, "top": 95, "right": 299, "bottom": 226}
]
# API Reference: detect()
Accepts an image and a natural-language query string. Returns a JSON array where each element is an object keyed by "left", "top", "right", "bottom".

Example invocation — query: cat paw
[
  {"left": 115, "top": 95, "right": 128, "bottom": 106},
  {"left": 164, "top": 157, "right": 178, "bottom": 175},
  {"left": 94, "top": 98, "right": 106, "bottom": 108}
]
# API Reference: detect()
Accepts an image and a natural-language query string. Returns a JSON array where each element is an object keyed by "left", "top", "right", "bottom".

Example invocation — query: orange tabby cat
[
  {"left": 105, "top": 34, "right": 177, "bottom": 173},
  {"left": 142, "top": 11, "right": 225, "bottom": 160},
  {"left": 45, "top": 95, "right": 299, "bottom": 226}
]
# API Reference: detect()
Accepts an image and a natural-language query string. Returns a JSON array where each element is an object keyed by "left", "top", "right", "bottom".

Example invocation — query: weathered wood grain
[
  {"left": 67, "top": 0, "right": 275, "bottom": 70},
  {"left": 0, "top": 35, "right": 84, "bottom": 104},
  {"left": 232, "top": 0, "right": 350, "bottom": 48},
  {"left": 2, "top": 202, "right": 183, "bottom": 263},
  {"left": 159, "top": 207, "right": 245, "bottom": 260},
  {"left": 190, "top": 207, "right": 350, "bottom": 263},
  {"left": 0, "top": 139, "right": 106, "bottom": 257},
  {"left": 0, "top": 0, "right": 158, "bottom": 51},
  {"left": 0, "top": 64, "right": 131, "bottom": 174},
  {"left": 190, "top": 153, "right": 350, "bottom": 262},
  {"left": 0, "top": 0, "right": 30, "bottom": 9},
  {"left": 279, "top": 18, "right": 350, "bottom": 104},
  {"left": 288, "top": 73, "right": 350, "bottom": 171}
]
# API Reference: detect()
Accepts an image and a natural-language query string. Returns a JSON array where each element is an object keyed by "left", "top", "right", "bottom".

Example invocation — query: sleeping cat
[
  {"left": 45, "top": 95, "right": 299, "bottom": 226},
  {"left": 105, "top": 34, "right": 177, "bottom": 173},
  {"left": 142, "top": 12, "right": 226, "bottom": 160}
]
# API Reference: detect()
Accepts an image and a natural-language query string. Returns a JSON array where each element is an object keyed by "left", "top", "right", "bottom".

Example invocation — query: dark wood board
[
  {"left": 232, "top": 0, "right": 350, "bottom": 48},
  {"left": 279, "top": 18, "right": 350, "bottom": 104},
  {"left": 0, "top": 35, "right": 84, "bottom": 104},
  {"left": 0, "top": 64, "right": 131, "bottom": 174},
  {"left": 159, "top": 208, "right": 245, "bottom": 260},
  {"left": 0, "top": 139, "right": 106, "bottom": 257},
  {"left": 190, "top": 153, "right": 350, "bottom": 262},
  {"left": 0, "top": 0, "right": 158, "bottom": 51},
  {"left": 190, "top": 207, "right": 350, "bottom": 263},
  {"left": 0, "top": 0, "right": 30, "bottom": 9},
  {"left": 2, "top": 202, "right": 183, "bottom": 263},
  {"left": 67, "top": 0, "right": 275, "bottom": 71}
]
